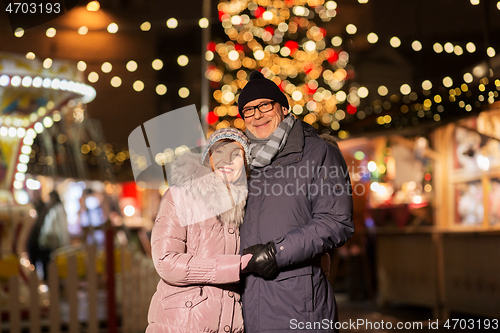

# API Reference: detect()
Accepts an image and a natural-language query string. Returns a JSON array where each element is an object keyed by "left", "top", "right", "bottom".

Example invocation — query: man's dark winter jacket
[{"left": 240, "top": 120, "right": 354, "bottom": 333}]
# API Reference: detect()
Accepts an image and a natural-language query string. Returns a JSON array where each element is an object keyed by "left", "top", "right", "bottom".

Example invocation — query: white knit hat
[{"left": 201, "top": 127, "right": 251, "bottom": 166}]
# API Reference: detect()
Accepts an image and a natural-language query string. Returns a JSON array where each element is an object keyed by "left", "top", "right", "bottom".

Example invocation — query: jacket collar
[
  {"left": 275, "top": 119, "right": 304, "bottom": 159},
  {"left": 270, "top": 119, "right": 321, "bottom": 166}
]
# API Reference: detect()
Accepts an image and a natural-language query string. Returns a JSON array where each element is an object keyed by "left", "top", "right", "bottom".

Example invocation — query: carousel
[{"left": 0, "top": 51, "right": 95, "bottom": 316}]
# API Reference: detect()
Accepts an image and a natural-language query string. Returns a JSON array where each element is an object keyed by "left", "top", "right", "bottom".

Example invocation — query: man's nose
[{"left": 253, "top": 108, "right": 264, "bottom": 119}]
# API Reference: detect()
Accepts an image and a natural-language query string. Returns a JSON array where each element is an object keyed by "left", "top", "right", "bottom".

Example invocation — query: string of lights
[
  {"left": 13, "top": 17, "right": 498, "bottom": 60},
  {"left": 10, "top": 0, "right": 499, "bottom": 104},
  {"left": 4, "top": 0, "right": 499, "bottom": 145},
  {"left": 205, "top": 0, "right": 500, "bottom": 137}
]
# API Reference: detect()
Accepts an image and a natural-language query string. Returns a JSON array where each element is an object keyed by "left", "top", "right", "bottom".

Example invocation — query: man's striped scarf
[{"left": 245, "top": 113, "right": 296, "bottom": 168}]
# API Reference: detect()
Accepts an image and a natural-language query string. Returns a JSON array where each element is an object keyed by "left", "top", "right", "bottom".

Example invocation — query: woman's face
[{"left": 209, "top": 141, "right": 246, "bottom": 184}]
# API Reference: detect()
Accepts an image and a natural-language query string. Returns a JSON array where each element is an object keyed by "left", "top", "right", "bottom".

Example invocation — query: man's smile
[{"left": 253, "top": 121, "right": 270, "bottom": 128}]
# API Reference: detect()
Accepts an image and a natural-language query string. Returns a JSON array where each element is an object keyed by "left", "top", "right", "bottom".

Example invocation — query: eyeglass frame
[{"left": 241, "top": 101, "right": 278, "bottom": 118}]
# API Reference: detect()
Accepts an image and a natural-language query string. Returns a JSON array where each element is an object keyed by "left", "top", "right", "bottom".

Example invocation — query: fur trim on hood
[{"left": 168, "top": 153, "right": 248, "bottom": 227}]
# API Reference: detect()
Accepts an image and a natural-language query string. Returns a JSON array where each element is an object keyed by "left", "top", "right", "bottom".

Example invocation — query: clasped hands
[{"left": 240, "top": 242, "right": 278, "bottom": 279}]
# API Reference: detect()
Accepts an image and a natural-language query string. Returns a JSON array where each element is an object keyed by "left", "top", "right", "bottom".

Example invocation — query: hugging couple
[{"left": 146, "top": 71, "right": 354, "bottom": 333}]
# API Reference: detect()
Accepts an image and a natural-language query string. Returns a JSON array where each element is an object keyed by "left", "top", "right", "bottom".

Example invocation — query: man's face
[{"left": 243, "top": 98, "right": 288, "bottom": 139}]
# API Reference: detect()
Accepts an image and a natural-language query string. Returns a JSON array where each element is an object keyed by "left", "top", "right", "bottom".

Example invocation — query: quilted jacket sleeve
[
  {"left": 151, "top": 189, "right": 241, "bottom": 286},
  {"left": 274, "top": 142, "right": 354, "bottom": 268}
]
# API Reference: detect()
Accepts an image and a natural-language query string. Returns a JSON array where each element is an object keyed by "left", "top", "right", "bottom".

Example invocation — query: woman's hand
[{"left": 240, "top": 254, "right": 253, "bottom": 270}]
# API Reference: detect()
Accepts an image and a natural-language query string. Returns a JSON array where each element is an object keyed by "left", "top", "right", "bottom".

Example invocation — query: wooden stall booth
[{"left": 375, "top": 106, "right": 500, "bottom": 319}]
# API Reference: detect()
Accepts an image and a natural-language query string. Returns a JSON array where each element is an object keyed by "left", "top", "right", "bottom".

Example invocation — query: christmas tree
[{"left": 206, "top": 0, "right": 355, "bottom": 136}]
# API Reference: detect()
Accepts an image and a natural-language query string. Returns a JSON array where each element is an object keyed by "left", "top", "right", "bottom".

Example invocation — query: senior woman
[{"left": 146, "top": 128, "right": 252, "bottom": 333}]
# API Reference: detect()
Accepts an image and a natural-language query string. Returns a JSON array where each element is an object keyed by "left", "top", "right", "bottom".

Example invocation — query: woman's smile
[{"left": 218, "top": 166, "right": 234, "bottom": 173}]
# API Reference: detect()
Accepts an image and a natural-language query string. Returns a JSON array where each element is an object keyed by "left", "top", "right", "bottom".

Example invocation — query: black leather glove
[{"left": 242, "top": 242, "right": 278, "bottom": 279}]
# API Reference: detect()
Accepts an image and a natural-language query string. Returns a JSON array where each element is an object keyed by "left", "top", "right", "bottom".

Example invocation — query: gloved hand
[{"left": 242, "top": 242, "right": 278, "bottom": 279}]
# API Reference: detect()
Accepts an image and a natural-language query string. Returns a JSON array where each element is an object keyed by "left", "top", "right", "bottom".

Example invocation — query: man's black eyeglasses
[{"left": 242, "top": 101, "right": 277, "bottom": 118}]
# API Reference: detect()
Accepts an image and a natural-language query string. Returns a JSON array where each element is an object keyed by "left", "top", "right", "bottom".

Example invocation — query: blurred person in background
[
  {"left": 79, "top": 188, "right": 105, "bottom": 246},
  {"left": 38, "top": 190, "right": 70, "bottom": 280},
  {"left": 26, "top": 189, "right": 48, "bottom": 273}
]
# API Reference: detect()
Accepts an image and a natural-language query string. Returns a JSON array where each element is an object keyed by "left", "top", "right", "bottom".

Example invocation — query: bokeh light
[
  {"left": 46, "top": 28, "right": 56, "bottom": 38},
  {"left": 156, "top": 84, "right": 167, "bottom": 95},
  {"left": 444, "top": 42, "right": 454, "bottom": 53},
  {"left": 166, "top": 18, "right": 178, "bottom": 29},
  {"left": 14, "top": 28, "right": 24, "bottom": 37},
  {"left": 422, "top": 80, "right": 432, "bottom": 90},
  {"left": 390, "top": 37, "right": 401, "bottom": 48},
  {"left": 443, "top": 77, "right": 453, "bottom": 88},
  {"left": 43, "top": 58, "right": 52, "bottom": 69},
  {"left": 78, "top": 26, "right": 88, "bottom": 35},
  {"left": 378, "top": 86, "right": 388, "bottom": 96},
  {"left": 77, "top": 61, "right": 87, "bottom": 71},
  {"left": 152, "top": 59, "right": 163, "bottom": 70},
  {"left": 433, "top": 43, "right": 443, "bottom": 53},
  {"left": 199, "top": 18, "right": 209, "bottom": 28},
  {"left": 110, "top": 76, "right": 122, "bottom": 87},
  {"left": 101, "top": 62, "right": 112, "bottom": 73},
  {"left": 86, "top": 1, "right": 100, "bottom": 11},
  {"left": 179, "top": 87, "right": 190, "bottom": 98},
  {"left": 107, "top": 23, "right": 119, "bottom": 34},
  {"left": 367, "top": 33, "right": 378, "bottom": 44},
  {"left": 358, "top": 87, "right": 369, "bottom": 98},
  {"left": 133, "top": 80, "right": 144, "bottom": 92},
  {"left": 126, "top": 60, "right": 138, "bottom": 72},
  {"left": 411, "top": 40, "right": 422, "bottom": 51},
  {"left": 331, "top": 36, "right": 342, "bottom": 46},
  {"left": 346, "top": 24, "right": 357, "bottom": 35},
  {"left": 88, "top": 72, "right": 99, "bottom": 83},
  {"left": 140, "top": 21, "right": 151, "bottom": 31},
  {"left": 454, "top": 45, "right": 464, "bottom": 56},
  {"left": 400, "top": 84, "right": 411, "bottom": 95}
]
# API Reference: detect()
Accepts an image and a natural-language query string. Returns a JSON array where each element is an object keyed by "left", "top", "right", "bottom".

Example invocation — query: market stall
[
  {"left": 357, "top": 105, "right": 500, "bottom": 319},
  {"left": 433, "top": 106, "right": 500, "bottom": 318}
]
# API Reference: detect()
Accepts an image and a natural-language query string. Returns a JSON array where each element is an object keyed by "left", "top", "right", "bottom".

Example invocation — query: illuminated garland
[
  {"left": 10, "top": 1, "right": 498, "bottom": 106},
  {"left": 333, "top": 78, "right": 500, "bottom": 140},
  {"left": 9, "top": 1, "right": 500, "bottom": 136},
  {"left": 206, "top": 0, "right": 500, "bottom": 137}
]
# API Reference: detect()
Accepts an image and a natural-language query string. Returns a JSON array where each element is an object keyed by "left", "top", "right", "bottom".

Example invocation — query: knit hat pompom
[
  {"left": 249, "top": 71, "right": 265, "bottom": 80},
  {"left": 237, "top": 70, "right": 289, "bottom": 117}
]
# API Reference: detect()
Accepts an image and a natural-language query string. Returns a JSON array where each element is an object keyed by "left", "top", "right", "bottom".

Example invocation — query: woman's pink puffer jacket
[{"left": 146, "top": 153, "right": 248, "bottom": 333}]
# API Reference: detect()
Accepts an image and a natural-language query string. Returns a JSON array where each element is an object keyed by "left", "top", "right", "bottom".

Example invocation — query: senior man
[{"left": 239, "top": 71, "right": 354, "bottom": 333}]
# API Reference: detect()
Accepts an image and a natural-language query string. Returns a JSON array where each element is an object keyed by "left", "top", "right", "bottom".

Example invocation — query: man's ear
[{"left": 282, "top": 107, "right": 289, "bottom": 115}]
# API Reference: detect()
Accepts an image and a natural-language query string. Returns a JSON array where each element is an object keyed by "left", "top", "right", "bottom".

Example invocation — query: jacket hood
[{"left": 168, "top": 152, "right": 248, "bottom": 227}]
